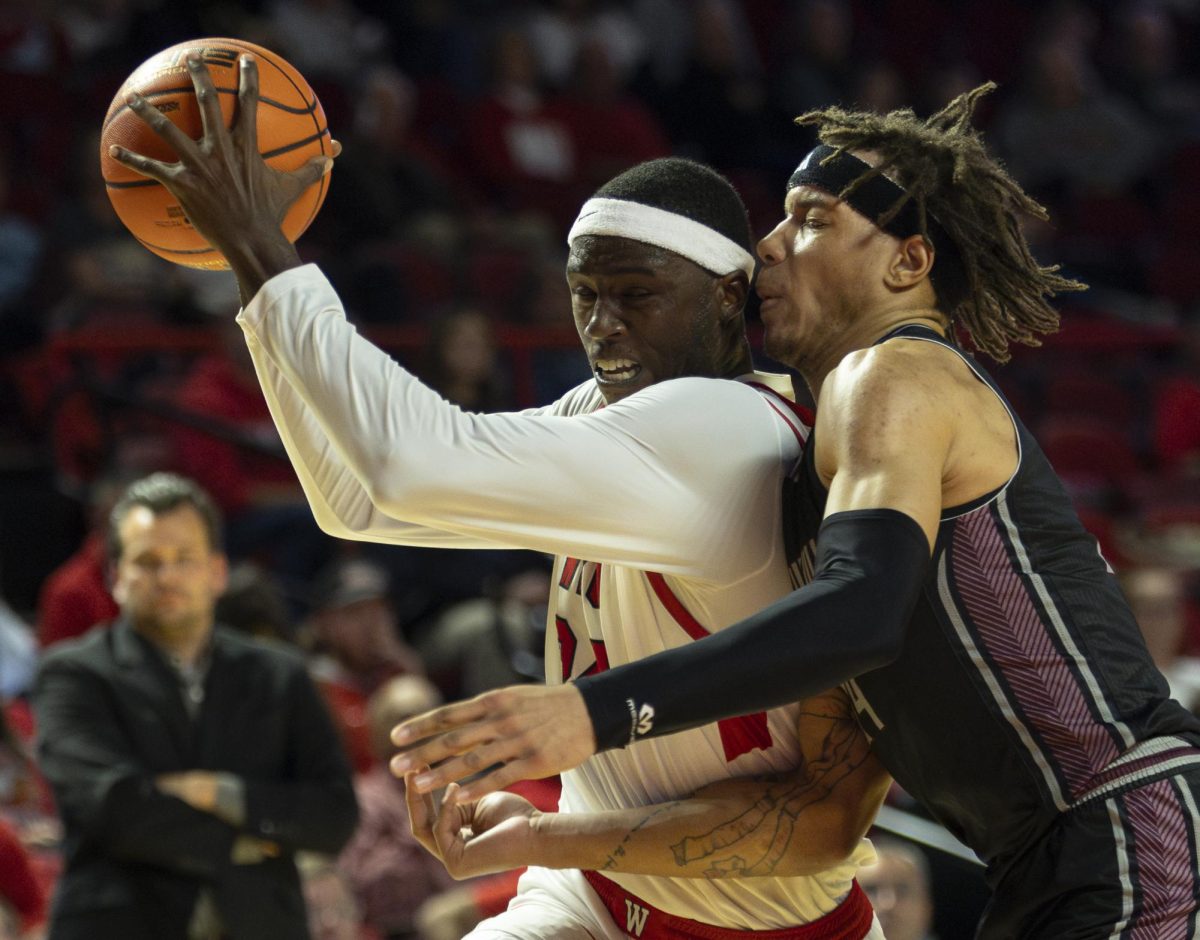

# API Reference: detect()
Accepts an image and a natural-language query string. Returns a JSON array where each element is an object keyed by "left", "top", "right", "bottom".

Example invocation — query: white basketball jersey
[{"left": 240, "top": 266, "right": 875, "bottom": 930}]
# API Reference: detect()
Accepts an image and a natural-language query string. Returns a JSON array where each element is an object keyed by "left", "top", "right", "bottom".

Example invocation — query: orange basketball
[{"left": 100, "top": 37, "right": 330, "bottom": 270}]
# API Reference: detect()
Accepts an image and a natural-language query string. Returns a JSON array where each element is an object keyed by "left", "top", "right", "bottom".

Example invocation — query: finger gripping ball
[{"left": 100, "top": 37, "right": 330, "bottom": 270}]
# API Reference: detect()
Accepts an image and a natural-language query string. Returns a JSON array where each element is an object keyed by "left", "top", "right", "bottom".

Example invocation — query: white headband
[{"left": 567, "top": 197, "right": 756, "bottom": 281}]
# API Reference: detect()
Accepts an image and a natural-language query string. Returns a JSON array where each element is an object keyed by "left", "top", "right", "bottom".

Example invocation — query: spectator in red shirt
[
  {"left": 35, "top": 478, "right": 122, "bottom": 648},
  {"left": 464, "top": 27, "right": 583, "bottom": 227},
  {"left": 554, "top": 36, "right": 670, "bottom": 192},
  {"left": 172, "top": 318, "right": 300, "bottom": 516},
  {"left": 35, "top": 531, "right": 117, "bottom": 649}
]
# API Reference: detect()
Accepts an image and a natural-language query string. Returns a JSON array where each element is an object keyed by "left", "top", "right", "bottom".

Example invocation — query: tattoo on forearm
[
  {"left": 670, "top": 711, "right": 869, "bottom": 880},
  {"left": 601, "top": 802, "right": 681, "bottom": 871}
]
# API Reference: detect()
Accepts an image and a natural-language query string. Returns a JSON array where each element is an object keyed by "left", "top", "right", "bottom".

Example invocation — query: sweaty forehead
[
  {"left": 567, "top": 235, "right": 683, "bottom": 275},
  {"left": 785, "top": 186, "right": 839, "bottom": 212}
]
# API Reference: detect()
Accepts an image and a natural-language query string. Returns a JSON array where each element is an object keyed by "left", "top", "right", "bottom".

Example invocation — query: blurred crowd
[{"left": 2, "top": 0, "right": 1200, "bottom": 937}]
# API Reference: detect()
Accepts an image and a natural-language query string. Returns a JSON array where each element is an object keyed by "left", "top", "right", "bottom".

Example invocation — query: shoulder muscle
[{"left": 816, "top": 342, "right": 960, "bottom": 544}]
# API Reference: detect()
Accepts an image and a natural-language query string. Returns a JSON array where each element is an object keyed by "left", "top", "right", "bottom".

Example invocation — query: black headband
[
  {"left": 789, "top": 145, "right": 931, "bottom": 238},
  {"left": 788, "top": 145, "right": 965, "bottom": 297}
]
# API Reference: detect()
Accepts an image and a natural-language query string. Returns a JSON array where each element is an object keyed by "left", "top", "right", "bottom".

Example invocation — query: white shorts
[
  {"left": 465, "top": 866, "right": 886, "bottom": 940},
  {"left": 466, "top": 867, "right": 622, "bottom": 940}
]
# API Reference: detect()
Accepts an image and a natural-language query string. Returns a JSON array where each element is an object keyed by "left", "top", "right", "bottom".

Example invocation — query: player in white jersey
[{"left": 109, "top": 58, "right": 889, "bottom": 938}]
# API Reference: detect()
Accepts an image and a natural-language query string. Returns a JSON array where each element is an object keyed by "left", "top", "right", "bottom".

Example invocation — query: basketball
[{"left": 100, "top": 37, "right": 330, "bottom": 270}]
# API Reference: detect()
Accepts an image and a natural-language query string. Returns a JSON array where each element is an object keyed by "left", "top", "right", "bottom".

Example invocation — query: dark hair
[
  {"left": 592, "top": 157, "right": 754, "bottom": 257},
  {"left": 107, "top": 472, "right": 223, "bottom": 562},
  {"left": 795, "top": 83, "right": 1086, "bottom": 362}
]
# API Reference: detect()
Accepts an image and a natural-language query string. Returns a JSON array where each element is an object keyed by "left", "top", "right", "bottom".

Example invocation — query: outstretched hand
[
  {"left": 107, "top": 52, "right": 335, "bottom": 303},
  {"left": 390, "top": 683, "right": 596, "bottom": 803},
  {"left": 405, "top": 775, "right": 540, "bottom": 879}
]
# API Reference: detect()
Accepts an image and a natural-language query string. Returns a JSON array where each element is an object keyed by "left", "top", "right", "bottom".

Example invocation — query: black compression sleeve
[{"left": 576, "top": 508, "right": 931, "bottom": 751}]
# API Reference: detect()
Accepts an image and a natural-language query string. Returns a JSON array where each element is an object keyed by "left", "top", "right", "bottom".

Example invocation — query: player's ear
[
  {"left": 885, "top": 234, "right": 935, "bottom": 290},
  {"left": 716, "top": 271, "right": 749, "bottom": 322}
]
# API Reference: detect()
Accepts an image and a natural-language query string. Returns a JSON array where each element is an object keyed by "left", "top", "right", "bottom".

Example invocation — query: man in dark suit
[{"left": 33, "top": 472, "right": 359, "bottom": 939}]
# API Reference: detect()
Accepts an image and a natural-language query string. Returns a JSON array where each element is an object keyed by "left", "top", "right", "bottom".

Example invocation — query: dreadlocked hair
[{"left": 795, "top": 82, "right": 1086, "bottom": 362}]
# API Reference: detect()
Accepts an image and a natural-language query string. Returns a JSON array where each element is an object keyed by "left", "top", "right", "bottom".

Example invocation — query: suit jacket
[{"left": 33, "top": 619, "right": 360, "bottom": 940}]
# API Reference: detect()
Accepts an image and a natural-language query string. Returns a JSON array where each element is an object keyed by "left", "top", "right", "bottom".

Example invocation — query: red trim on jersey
[
  {"left": 745, "top": 381, "right": 814, "bottom": 426},
  {"left": 585, "top": 639, "right": 610, "bottom": 675},
  {"left": 555, "top": 616, "right": 577, "bottom": 682},
  {"left": 745, "top": 381, "right": 811, "bottom": 448},
  {"left": 559, "top": 557, "right": 582, "bottom": 590},
  {"left": 582, "top": 871, "right": 874, "bottom": 939},
  {"left": 646, "top": 571, "right": 709, "bottom": 642},
  {"left": 713, "top": 711, "right": 775, "bottom": 764},
  {"left": 644, "top": 572, "right": 773, "bottom": 762},
  {"left": 764, "top": 399, "right": 807, "bottom": 447},
  {"left": 586, "top": 564, "right": 602, "bottom": 609}
]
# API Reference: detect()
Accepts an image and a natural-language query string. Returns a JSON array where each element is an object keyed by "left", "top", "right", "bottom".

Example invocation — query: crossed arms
[
  {"left": 406, "top": 687, "right": 890, "bottom": 881},
  {"left": 33, "top": 654, "right": 358, "bottom": 876}
]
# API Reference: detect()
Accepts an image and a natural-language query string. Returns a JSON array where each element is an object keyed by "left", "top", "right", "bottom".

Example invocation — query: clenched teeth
[
  {"left": 595, "top": 359, "right": 641, "bottom": 382},
  {"left": 595, "top": 359, "right": 637, "bottom": 373}
]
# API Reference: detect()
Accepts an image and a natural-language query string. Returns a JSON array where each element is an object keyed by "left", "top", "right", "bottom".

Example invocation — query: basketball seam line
[
  {"left": 103, "top": 86, "right": 317, "bottom": 130},
  {"left": 103, "top": 127, "right": 329, "bottom": 187},
  {"left": 105, "top": 41, "right": 329, "bottom": 263}
]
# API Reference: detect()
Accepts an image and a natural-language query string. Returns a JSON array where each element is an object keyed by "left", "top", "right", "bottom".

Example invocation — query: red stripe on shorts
[{"left": 581, "top": 871, "right": 874, "bottom": 940}]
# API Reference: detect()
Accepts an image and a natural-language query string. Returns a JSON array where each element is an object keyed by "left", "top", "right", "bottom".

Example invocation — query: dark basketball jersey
[{"left": 784, "top": 324, "right": 1200, "bottom": 875}]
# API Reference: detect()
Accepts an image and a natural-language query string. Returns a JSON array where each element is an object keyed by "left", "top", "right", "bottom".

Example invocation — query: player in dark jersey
[{"left": 394, "top": 84, "right": 1200, "bottom": 938}]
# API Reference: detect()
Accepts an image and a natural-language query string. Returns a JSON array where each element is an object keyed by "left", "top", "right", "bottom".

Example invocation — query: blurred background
[{"left": 1, "top": 1, "right": 1199, "bottom": 937}]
